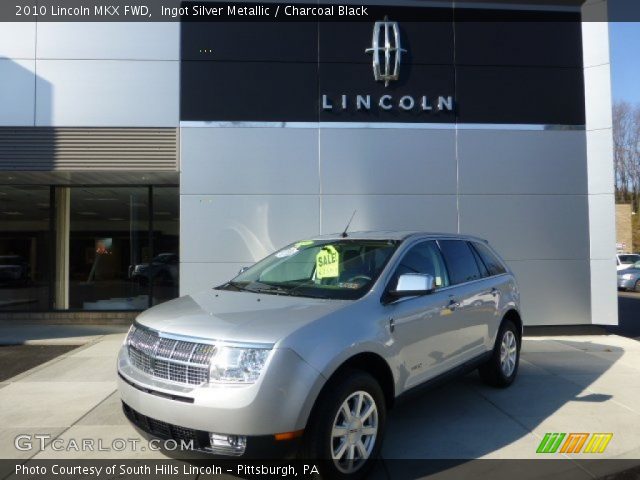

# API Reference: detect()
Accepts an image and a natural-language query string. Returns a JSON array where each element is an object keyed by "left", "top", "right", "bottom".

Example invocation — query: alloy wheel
[
  {"left": 330, "top": 390, "right": 379, "bottom": 474},
  {"left": 500, "top": 330, "right": 518, "bottom": 377}
]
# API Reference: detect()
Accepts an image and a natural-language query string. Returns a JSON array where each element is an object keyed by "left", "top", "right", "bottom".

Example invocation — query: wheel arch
[
  {"left": 502, "top": 309, "right": 523, "bottom": 342},
  {"left": 303, "top": 351, "right": 396, "bottom": 430}
]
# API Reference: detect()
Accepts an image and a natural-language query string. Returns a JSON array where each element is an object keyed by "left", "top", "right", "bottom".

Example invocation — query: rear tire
[
  {"left": 479, "top": 319, "right": 520, "bottom": 388},
  {"left": 300, "top": 369, "right": 386, "bottom": 479}
]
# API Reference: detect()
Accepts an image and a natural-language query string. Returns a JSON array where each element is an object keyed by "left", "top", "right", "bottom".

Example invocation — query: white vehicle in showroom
[{"left": 118, "top": 232, "right": 522, "bottom": 478}]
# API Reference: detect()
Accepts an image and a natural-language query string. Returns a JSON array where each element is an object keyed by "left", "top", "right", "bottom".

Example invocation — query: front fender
[
  {"left": 283, "top": 300, "right": 399, "bottom": 429},
  {"left": 292, "top": 340, "right": 398, "bottom": 430}
]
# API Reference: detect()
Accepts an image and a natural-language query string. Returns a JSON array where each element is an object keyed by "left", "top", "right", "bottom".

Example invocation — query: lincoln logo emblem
[
  {"left": 365, "top": 17, "right": 406, "bottom": 86},
  {"left": 321, "top": 17, "right": 454, "bottom": 113}
]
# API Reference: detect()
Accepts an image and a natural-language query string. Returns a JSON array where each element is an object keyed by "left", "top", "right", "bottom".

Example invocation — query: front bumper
[
  {"left": 122, "top": 401, "right": 301, "bottom": 458},
  {"left": 117, "top": 345, "right": 324, "bottom": 438},
  {"left": 618, "top": 277, "right": 637, "bottom": 290}
]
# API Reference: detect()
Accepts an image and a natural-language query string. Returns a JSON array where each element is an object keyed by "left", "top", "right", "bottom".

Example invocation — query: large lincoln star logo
[{"left": 365, "top": 17, "right": 406, "bottom": 87}]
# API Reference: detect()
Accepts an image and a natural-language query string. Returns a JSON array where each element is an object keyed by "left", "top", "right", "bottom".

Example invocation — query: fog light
[{"left": 208, "top": 433, "right": 247, "bottom": 456}]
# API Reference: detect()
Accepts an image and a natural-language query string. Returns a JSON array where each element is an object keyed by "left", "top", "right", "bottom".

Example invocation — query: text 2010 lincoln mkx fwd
[{"left": 117, "top": 231, "right": 522, "bottom": 478}]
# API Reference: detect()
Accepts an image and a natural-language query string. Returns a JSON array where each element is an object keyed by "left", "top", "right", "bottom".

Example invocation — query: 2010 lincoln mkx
[{"left": 117, "top": 231, "right": 522, "bottom": 478}]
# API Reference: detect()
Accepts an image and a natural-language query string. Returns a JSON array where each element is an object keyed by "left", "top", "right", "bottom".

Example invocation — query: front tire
[
  {"left": 301, "top": 370, "right": 386, "bottom": 479},
  {"left": 479, "top": 319, "right": 520, "bottom": 388}
]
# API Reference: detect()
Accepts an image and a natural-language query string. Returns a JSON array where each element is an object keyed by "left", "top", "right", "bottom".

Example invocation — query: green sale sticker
[{"left": 316, "top": 246, "right": 340, "bottom": 279}]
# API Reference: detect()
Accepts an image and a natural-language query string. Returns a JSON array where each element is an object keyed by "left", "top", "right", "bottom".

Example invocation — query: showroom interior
[{"left": 0, "top": 180, "right": 179, "bottom": 312}]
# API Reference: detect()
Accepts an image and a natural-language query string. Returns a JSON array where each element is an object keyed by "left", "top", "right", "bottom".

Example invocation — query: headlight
[
  {"left": 622, "top": 273, "right": 634, "bottom": 280},
  {"left": 209, "top": 346, "right": 271, "bottom": 384},
  {"left": 123, "top": 324, "right": 136, "bottom": 345}
]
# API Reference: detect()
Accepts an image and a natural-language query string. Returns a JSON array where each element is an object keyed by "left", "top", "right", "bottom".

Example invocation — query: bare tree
[{"left": 613, "top": 100, "right": 640, "bottom": 211}]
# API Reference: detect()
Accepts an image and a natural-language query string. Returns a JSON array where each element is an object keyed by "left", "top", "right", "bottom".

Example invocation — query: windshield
[
  {"left": 217, "top": 239, "right": 400, "bottom": 300},
  {"left": 620, "top": 255, "right": 640, "bottom": 265}
]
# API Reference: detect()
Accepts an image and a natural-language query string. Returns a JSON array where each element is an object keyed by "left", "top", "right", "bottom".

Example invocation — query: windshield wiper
[
  {"left": 221, "top": 281, "right": 247, "bottom": 292},
  {"left": 243, "top": 282, "right": 294, "bottom": 296},
  {"left": 286, "top": 283, "right": 335, "bottom": 299}
]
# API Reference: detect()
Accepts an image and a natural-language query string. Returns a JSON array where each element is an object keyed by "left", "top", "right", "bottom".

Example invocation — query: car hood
[
  {"left": 619, "top": 268, "right": 640, "bottom": 275},
  {"left": 135, "top": 289, "right": 349, "bottom": 345}
]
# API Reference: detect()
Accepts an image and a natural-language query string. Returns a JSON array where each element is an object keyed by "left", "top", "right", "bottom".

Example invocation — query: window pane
[
  {"left": 68, "top": 187, "right": 149, "bottom": 310},
  {"left": 391, "top": 241, "right": 449, "bottom": 289},
  {"left": 438, "top": 240, "right": 481, "bottom": 285},
  {"left": 0, "top": 186, "right": 51, "bottom": 311},
  {"left": 469, "top": 242, "right": 489, "bottom": 277},
  {"left": 151, "top": 187, "right": 179, "bottom": 306},
  {"left": 472, "top": 242, "right": 507, "bottom": 276}
]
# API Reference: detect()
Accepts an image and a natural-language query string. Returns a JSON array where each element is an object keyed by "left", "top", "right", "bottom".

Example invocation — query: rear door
[
  {"left": 469, "top": 241, "right": 511, "bottom": 347},
  {"left": 436, "top": 240, "right": 489, "bottom": 362}
]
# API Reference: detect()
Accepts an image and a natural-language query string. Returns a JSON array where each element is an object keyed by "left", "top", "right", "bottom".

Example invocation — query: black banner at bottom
[{"left": 2, "top": 459, "right": 640, "bottom": 480}]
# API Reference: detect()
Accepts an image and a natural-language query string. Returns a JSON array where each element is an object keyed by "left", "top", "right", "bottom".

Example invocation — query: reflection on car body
[{"left": 117, "top": 232, "right": 522, "bottom": 478}]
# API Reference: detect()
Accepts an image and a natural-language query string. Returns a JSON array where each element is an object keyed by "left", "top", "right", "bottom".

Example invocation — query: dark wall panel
[
  {"left": 181, "top": 22, "right": 318, "bottom": 62},
  {"left": 456, "top": 66, "right": 585, "bottom": 125},
  {"left": 455, "top": 21, "right": 583, "bottom": 68},
  {"left": 180, "top": 62, "right": 319, "bottom": 122},
  {"left": 180, "top": 4, "right": 587, "bottom": 125}
]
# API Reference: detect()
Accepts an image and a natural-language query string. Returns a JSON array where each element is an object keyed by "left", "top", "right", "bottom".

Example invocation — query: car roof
[{"left": 310, "top": 231, "right": 489, "bottom": 243}]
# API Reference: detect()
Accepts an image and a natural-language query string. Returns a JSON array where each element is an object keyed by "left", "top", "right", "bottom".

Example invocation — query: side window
[
  {"left": 472, "top": 242, "right": 507, "bottom": 276},
  {"left": 391, "top": 241, "right": 450, "bottom": 290},
  {"left": 438, "top": 240, "right": 481, "bottom": 285}
]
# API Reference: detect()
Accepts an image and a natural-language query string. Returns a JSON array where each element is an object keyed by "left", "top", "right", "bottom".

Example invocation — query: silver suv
[{"left": 118, "top": 232, "right": 522, "bottom": 478}]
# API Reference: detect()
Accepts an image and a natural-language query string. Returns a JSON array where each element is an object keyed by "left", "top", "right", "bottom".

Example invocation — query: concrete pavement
[
  {"left": 0, "top": 331, "right": 639, "bottom": 477},
  {"left": 0, "top": 324, "right": 128, "bottom": 346}
]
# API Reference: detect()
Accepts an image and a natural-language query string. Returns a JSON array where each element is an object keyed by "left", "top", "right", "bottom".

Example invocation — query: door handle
[{"left": 490, "top": 288, "right": 500, "bottom": 297}]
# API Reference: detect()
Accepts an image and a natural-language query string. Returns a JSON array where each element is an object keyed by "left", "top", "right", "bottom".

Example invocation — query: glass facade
[
  {"left": 69, "top": 187, "right": 150, "bottom": 310},
  {"left": 151, "top": 187, "right": 180, "bottom": 306},
  {"left": 0, "top": 185, "right": 178, "bottom": 312},
  {"left": 0, "top": 186, "right": 52, "bottom": 311}
]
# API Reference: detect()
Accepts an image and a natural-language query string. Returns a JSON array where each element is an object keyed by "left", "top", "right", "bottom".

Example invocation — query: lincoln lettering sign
[{"left": 321, "top": 94, "right": 455, "bottom": 113}]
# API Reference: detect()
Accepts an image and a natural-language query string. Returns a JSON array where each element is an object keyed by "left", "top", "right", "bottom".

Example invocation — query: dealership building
[{"left": 0, "top": 0, "right": 617, "bottom": 326}]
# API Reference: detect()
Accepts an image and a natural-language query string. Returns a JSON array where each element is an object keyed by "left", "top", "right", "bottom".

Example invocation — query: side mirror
[
  {"left": 389, "top": 273, "right": 435, "bottom": 299},
  {"left": 238, "top": 266, "right": 250, "bottom": 275}
]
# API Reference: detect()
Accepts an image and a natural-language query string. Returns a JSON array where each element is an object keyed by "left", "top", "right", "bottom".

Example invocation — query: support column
[
  {"left": 54, "top": 187, "right": 70, "bottom": 310},
  {"left": 582, "top": 0, "right": 617, "bottom": 326}
]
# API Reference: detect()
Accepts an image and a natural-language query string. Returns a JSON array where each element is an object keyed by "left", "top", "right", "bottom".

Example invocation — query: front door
[{"left": 384, "top": 240, "right": 468, "bottom": 390}]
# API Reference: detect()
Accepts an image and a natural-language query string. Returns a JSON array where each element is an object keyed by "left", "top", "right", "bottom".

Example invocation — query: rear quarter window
[{"left": 472, "top": 242, "right": 507, "bottom": 276}]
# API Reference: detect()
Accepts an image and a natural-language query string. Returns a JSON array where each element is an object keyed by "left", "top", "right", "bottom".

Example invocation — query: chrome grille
[{"left": 126, "top": 325, "right": 216, "bottom": 386}]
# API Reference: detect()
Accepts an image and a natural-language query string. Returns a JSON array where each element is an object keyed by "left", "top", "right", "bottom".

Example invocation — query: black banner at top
[{"left": 1, "top": 0, "right": 637, "bottom": 22}]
